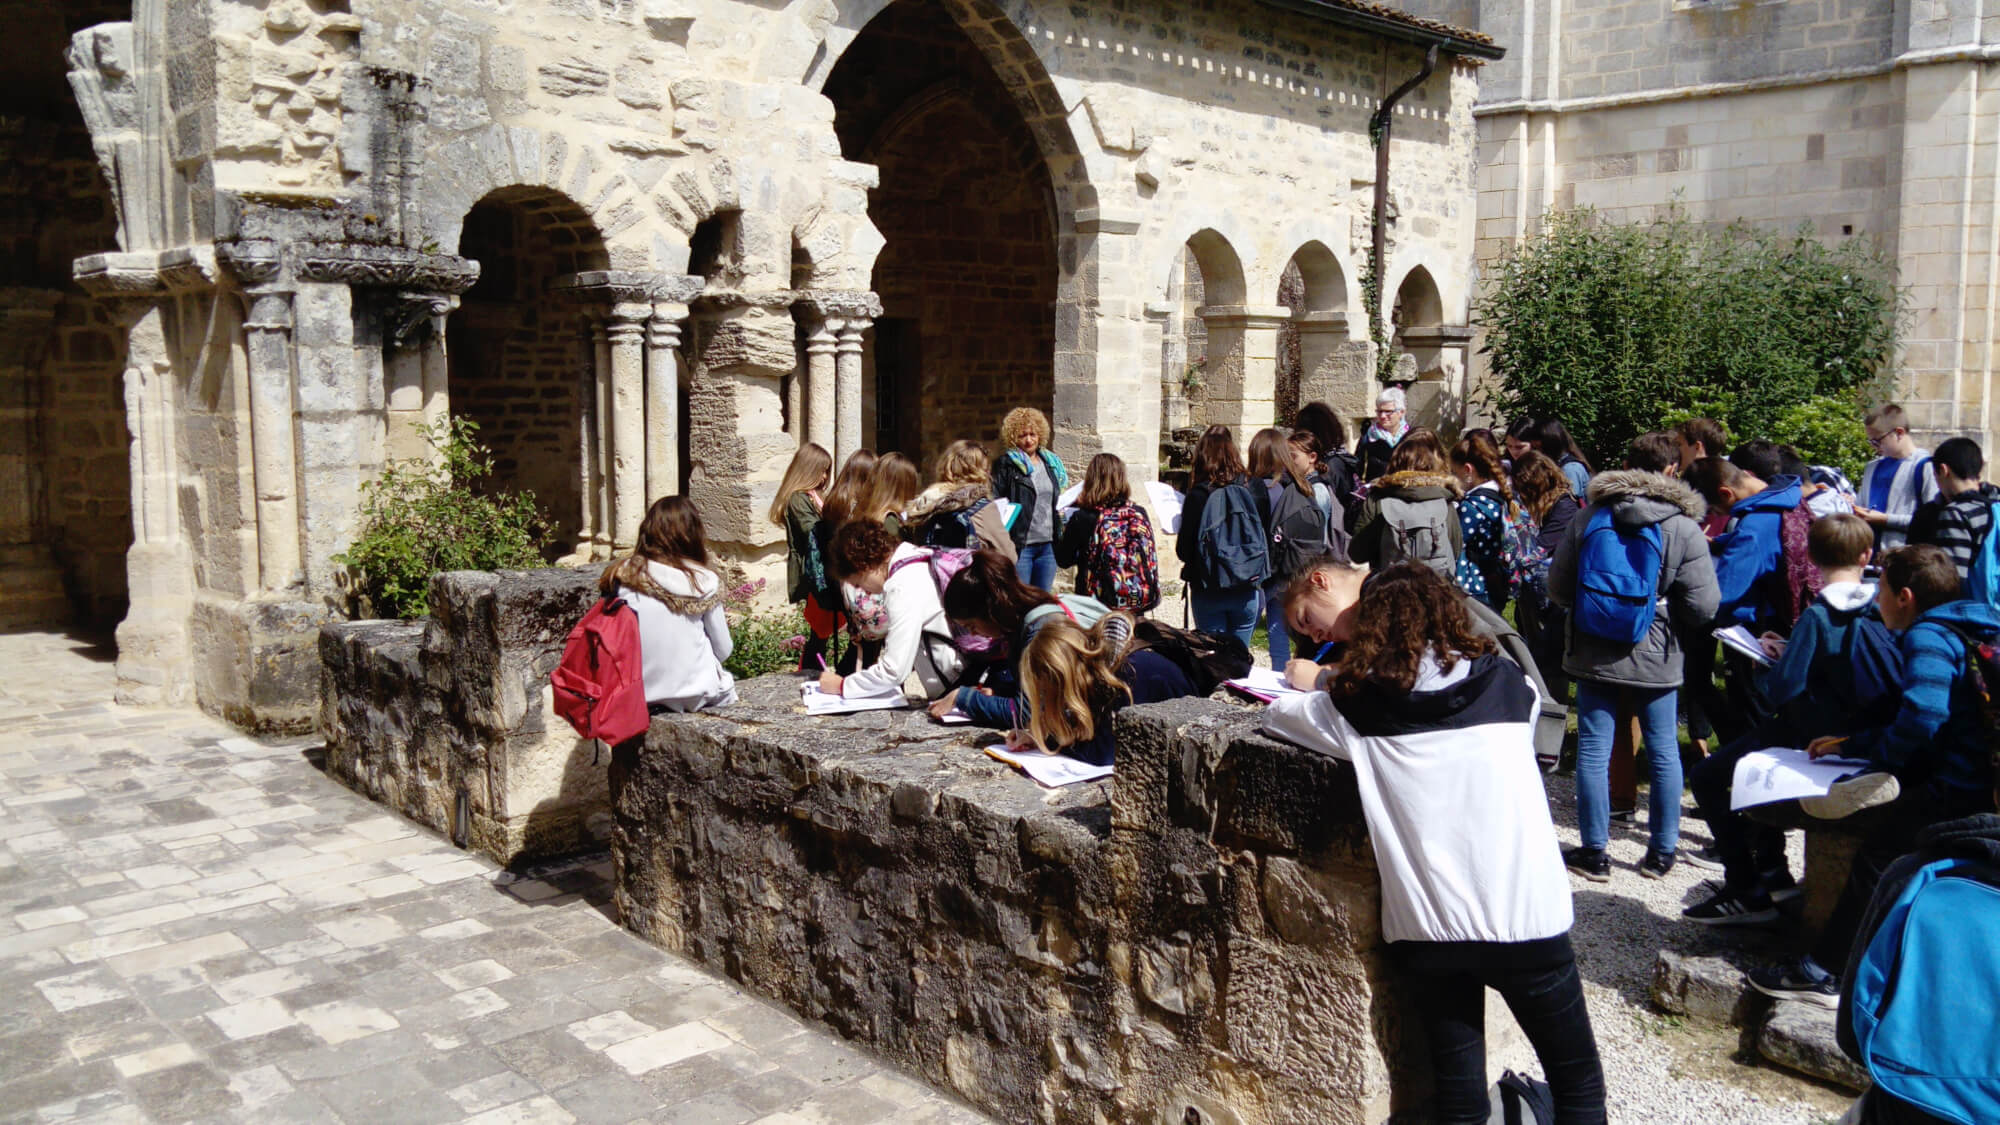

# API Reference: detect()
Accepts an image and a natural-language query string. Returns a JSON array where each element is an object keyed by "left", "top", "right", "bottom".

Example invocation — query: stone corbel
[
  {"left": 382, "top": 291, "right": 459, "bottom": 348},
  {"left": 292, "top": 243, "right": 481, "bottom": 295},
  {"left": 74, "top": 247, "right": 219, "bottom": 299},
  {"left": 550, "top": 271, "right": 703, "bottom": 306}
]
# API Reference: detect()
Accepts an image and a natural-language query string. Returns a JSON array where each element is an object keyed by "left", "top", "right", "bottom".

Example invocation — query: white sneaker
[{"left": 1801, "top": 772, "right": 1900, "bottom": 820}]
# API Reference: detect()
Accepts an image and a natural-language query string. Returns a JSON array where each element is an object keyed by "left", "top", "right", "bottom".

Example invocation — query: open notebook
[
  {"left": 800, "top": 681, "right": 909, "bottom": 715},
  {"left": 1224, "top": 667, "right": 1309, "bottom": 703},
  {"left": 984, "top": 745, "right": 1113, "bottom": 788}
]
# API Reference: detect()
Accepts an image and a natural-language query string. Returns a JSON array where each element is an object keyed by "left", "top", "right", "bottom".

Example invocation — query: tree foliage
[
  {"left": 336, "top": 418, "right": 551, "bottom": 619},
  {"left": 1478, "top": 209, "right": 1900, "bottom": 470}
]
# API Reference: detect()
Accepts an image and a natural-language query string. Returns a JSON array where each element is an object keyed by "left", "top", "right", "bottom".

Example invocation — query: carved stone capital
[
  {"left": 551, "top": 271, "right": 703, "bottom": 305},
  {"left": 73, "top": 248, "right": 217, "bottom": 298},
  {"left": 798, "top": 289, "right": 883, "bottom": 319},
  {"left": 217, "top": 240, "right": 284, "bottom": 286},
  {"left": 379, "top": 290, "right": 459, "bottom": 347},
  {"left": 293, "top": 243, "right": 480, "bottom": 294}
]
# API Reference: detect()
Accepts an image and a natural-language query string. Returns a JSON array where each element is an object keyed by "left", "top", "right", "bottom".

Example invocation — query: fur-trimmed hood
[
  {"left": 904, "top": 482, "right": 988, "bottom": 526},
  {"left": 1370, "top": 470, "right": 1463, "bottom": 500},
  {"left": 608, "top": 556, "right": 722, "bottom": 616},
  {"left": 1585, "top": 469, "right": 1706, "bottom": 530}
]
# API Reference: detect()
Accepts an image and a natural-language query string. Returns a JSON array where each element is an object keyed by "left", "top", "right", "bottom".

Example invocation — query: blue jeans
[
  {"left": 1191, "top": 586, "right": 1259, "bottom": 650},
  {"left": 954, "top": 684, "right": 1018, "bottom": 729},
  {"left": 1575, "top": 681, "right": 1681, "bottom": 854},
  {"left": 1260, "top": 584, "right": 1290, "bottom": 668},
  {"left": 1016, "top": 542, "right": 1056, "bottom": 590}
]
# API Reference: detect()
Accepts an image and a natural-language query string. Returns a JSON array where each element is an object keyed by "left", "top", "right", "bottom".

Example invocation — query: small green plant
[
  {"left": 336, "top": 417, "right": 551, "bottom": 619},
  {"left": 721, "top": 577, "right": 809, "bottom": 680},
  {"left": 1183, "top": 355, "right": 1207, "bottom": 394}
]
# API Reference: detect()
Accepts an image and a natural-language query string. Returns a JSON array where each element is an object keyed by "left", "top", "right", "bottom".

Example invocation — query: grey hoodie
[{"left": 1548, "top": 469, "right": 1720, "bottom": 689}]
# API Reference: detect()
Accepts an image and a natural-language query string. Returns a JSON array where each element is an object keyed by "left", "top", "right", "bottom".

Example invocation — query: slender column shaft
[
  {"left": 807, "top": 319, "right": 837, "bottom": 456},
  {"left": 834, "top": 318, "right": 869, "bottom": 466},
  {"left": 243, "top": 289, "right": 301, "bottom": 591},
  {"left": 592, "top": 318, "right": 613, "bottom": 556},
  {"left": 646, "top": 307, "right": 684, "bottom": 501},
  {"left": 607, "top": 303, "right": 649, "bottom": 550},
  {"left": 575, "top": 322, "right": 599, "bottom": 556}
]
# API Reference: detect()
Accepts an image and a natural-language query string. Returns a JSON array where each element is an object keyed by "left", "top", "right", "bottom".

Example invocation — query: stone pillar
[
  {"left": 646, "top": 305, "right": 685, "bottom": 501},
  {"left": 243, "top": 287, "right": 302, "bottom": 592},
  {"left": 572, "top": 319, "right": 597, "bottom": 560},
  {"left": 1058, "top": 210, "right": 1161, "bottom": 480},
  {"left": 1297, "top": 313, "right": 1377, "bottom": 442},
  {"left": 806, "top": 317, "right": 837, "bottom": 456},
  {"left": 835, "top": 317, "right": 868, "bottom": 467},
  {"left": 113, "top": 303, "right": 193, "bottom": 706},
  {"left": 1198, "top": 305, "right": 1292, "bottom": 447},
  {"left": 606, "top": 303, "right": 649, "bottom": 550},
  {"left": 592, "top": 317, "right": 614, "bottom": 557},
  {"left": 420, "top": 323, "right": 448, "bottom": 440}
]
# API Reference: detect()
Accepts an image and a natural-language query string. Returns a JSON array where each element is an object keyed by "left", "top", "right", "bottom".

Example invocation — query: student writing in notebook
[{"left": 816, "top": 523, "right": 962, "bottom": 703}]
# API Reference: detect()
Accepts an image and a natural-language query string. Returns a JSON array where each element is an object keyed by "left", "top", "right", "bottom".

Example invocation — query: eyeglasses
[{"left": 1867, "top": 430, "right": 1898, "bottom": 448}]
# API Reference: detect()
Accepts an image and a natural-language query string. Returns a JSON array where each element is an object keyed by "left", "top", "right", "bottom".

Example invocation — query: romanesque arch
[
  {"left": 1278, "top": 240, "right": 1353, "bottom": 425},
  {"left": 822, "top": 0, "right": 1063, "bottom": 469},
  {"left": 449, "top": 187, "right": 611, "bottom": 554}
]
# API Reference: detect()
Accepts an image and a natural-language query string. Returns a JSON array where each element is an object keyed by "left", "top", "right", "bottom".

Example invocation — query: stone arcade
[{"left": 13, "top": 0, "right": 1495, "bottom": 730}]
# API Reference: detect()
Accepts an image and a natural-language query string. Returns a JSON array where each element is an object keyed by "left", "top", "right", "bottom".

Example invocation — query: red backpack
[{"left": 550, "top": 597, "right": 649, "bottom": 745}]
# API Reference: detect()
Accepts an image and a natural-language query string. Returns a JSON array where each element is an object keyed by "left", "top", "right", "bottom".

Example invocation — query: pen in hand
[{"left": 1313, "top": 640, "right": 1338, "bottom": 663}]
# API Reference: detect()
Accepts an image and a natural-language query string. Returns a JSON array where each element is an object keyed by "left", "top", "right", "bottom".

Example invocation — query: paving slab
[{"left": 0, "top": 629, "right": 992, "bottom": 1125}]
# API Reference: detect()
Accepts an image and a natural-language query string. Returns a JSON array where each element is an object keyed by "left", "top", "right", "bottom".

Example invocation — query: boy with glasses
[{"left": 1856, "top": 404, "right": 1938, "bottom": 550}]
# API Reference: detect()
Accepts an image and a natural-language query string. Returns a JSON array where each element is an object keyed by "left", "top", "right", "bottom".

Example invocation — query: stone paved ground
[{"left": 0, "top": 629, "right": 992, "bottom": 1125}]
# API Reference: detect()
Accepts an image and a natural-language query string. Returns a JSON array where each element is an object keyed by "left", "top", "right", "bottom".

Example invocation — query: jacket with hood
[
  {"left": 1349, "top": 471, "right": 1465, "bottom": 572},
  {"left": 990, "top": 449, "right": 1068, "bottom": 549},
  {"left": 842, "top": 543, "right": 965, "bottom": 701},
  {"left": 611, "top": 558, "right": 737, "bottom": 713},
  {"left": 1918, "top": 481, "right": 2000, "bottom": 580},
  {"left": 1763, "top": 581, "right": 1898, "bottom": 730},
  {"left": 1548, "top": 469, "right": 1720, "bottom": 689},
  {"left": 900, "top": 483, "right": 1016, "bottom": 563},
  {"left": 1846, "top": 598, "right": 2000, "bottom": 798},
  {"left": 1711, "top": 475, "right": 1807, "bottom": 628},
  {"left": 1262, "top": 651, "right": 1574, "bottom": 959}
]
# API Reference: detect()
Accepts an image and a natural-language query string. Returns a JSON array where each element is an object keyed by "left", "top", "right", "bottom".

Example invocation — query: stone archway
[
  {"left": 1279, "top": 241, "right": 1371, "bottom": 435},
  {"left": 822, "top": 0, "right": 1059, "bottom": 471},
  {"left": 449, "top": 187, "right": 611, "bottom": 556}
]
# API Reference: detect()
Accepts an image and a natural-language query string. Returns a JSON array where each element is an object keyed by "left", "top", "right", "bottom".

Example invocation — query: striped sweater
[
  {"left": 1862, "top": 450, "right": 1940, "bottom": 549},
  {"left": 1920, "top": 483, "right": 2000, "bottom": 580}
]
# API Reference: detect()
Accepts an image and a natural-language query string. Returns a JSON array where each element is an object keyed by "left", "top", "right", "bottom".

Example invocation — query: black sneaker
[
  {"left": 1747, "top": 960, "right": 1840, "bottom": 1008},
  {"left": 1609, "top": 807, "right": 1637, "bottom": 824},
  {"left": 1681, "top": 845, "right": 1727, "bottom": 872},
  {"left": 1760, "top": 868, "right": 1803, "bottom": 904},
  {"left": 1639, "top": 848, "right": 1677, "bottom": 879},
  {"left": 1563, "top": 846, "right": 1610, "bottom": 882},
  {"left": 1683, "top": 886, "right": 1779, "bottom": 926}
]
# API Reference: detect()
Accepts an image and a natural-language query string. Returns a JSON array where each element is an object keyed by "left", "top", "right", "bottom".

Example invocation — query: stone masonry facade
[
  {"left": 1397, "top": 0, "right": 2000, "bottom": 448},
  {"left": 15, "top": 0, "right": 1493, "bottom": 731}
]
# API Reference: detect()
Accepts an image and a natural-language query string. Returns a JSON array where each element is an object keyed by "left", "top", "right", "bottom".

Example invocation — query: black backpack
[
  {"left": 1130, "top": 619, "right": 1252, "bottom": 695},
  {"left": 1268, "top": 481, "right": 1345, "bottom": 578}
]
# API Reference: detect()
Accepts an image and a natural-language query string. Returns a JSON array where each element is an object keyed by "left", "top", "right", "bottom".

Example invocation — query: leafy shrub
[
  {"left": 721, "top": 577, "right": 808, "bottom": 679},
  {"left": 1769, "top": 395, "right": 1874, "bottom": 484},
  {"left": 336, "top": 418, "right": 551, "bottom": 619},
  {"left": 1479, "top": 208, "right": 1901, "bottom": 467}
]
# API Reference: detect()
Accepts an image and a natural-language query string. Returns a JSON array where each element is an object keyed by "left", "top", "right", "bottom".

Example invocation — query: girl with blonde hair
[
  {"left": 990, "top": 406, "right": 1068, "bottom": 590},
  {"left": 814, "top": 449, "right": 879, "bottom": 673},
  {"left": 1013, "top": 611, "right": 1197, "bottom": 765},
  {"left": 770, "top": 442, "right": 837, "bottom": 671},
  {"left": 903, "top": 440, "right": 1015, "bottom": 561},
  {"left": 859, "top": 452, "right": 922, "bottom": 538}
]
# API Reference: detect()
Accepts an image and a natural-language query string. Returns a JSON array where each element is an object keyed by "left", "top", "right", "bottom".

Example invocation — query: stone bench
[
  {"left": 319, "top": 567, "right": 607, "bottom": 866},
  {"left": 613, "top": 676, "right": 1529, "bottom": 1125}
]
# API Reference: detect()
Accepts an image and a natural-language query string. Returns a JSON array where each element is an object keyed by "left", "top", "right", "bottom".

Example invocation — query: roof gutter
[{"left": 1255, "top": 0, "right": 1506, "bottom": 61}]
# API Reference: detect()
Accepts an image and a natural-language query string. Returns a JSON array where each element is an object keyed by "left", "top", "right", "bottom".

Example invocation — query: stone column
[
  {"left": 835, "top": 317, "right": 869, "bottom": 468},
  {"left": 1056, "top": 209, "right": 1159, "bottom": 479},
  {"left": 1296, "top": 313, "right": 1377, "bottom": 438},
  {"left": 113, "top": 303, "right": 193, "bottom": 705},
  {"left": 646, "top": 305, "right": 685, "bottom": 501},
  {"left": 1142, "top": 300, "right": 1176, "bottom": 449},
  {"left": 572, "top": 318, "right": 598, "bottom": 560},
  {"left": 606, "top": 303, "right": 649, "bottom": 550},
  {"left": 592, "top": 317, "right": 614, "bottom": 557},
  {"left": 806, "top": 317, "right": 837, "bottom": 456},
  {"left": 243, "top": 286, "right": 302, "bottom": 592},
  {"left": 1197, "top": 305, "right": 1292, "bottom": 447}
]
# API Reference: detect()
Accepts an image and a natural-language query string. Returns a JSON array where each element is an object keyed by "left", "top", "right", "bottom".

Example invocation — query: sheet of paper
[
  {"left": 984, "top": 745, "right": 1114, "bottom": 788},
  {"left": 1715, "top": 624, "right": 1777, "bottom": 668},
  {"left": 1146, "top": 481, "right": 1185, "bottom": 535},
  {"left": 1057, "top": 483, "right": 1083, "bottom": 509},
  {"left": 1224, "top": 667, "right": 1307, "bottom": 702},
  {"left": 800, "top": 683, "right": 908, "bottom": 715},
  {"left": 1730, "top": 747, "right": 1874, "bottom": 811},
  {"left": 936, "top": 707, "right": 973, "bottom": 725}
]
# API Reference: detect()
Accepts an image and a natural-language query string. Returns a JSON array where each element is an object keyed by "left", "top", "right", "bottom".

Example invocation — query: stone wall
[
  {"left": 319, "top": 566, "right": 610, "bottom": 865},
  {"left": 612, "top": 680, "right": 1528, "bottom": 1125}
]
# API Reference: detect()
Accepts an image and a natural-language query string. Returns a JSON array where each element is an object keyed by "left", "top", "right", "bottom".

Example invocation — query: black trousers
[
  {"left": 1400, "top": 949, "right": 1607, "bottom": 1125},
  {"left": 1690, "top": 730, "right": 1792, "bottom": 891}
]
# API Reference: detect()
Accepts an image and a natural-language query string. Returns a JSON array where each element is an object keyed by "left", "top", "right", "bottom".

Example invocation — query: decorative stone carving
[
  {"left": 551, "top": 271, "right": 704, "bottom": 305},
  {"left": 293, "top": 244, "right": 480, "bottom": 293}
]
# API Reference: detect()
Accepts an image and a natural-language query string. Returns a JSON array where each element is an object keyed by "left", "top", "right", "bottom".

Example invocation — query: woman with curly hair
[
  {"left": 1262, "top": 564, "right": 1604, "bottom": 1124},
  {"left": 990, "top": 407, "right": 1069, "bottom": 590}
]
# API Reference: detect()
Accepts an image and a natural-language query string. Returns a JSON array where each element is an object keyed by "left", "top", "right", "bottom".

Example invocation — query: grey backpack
[{"left": 1377, "top": 496, "right": 1456, "bottom": 578}]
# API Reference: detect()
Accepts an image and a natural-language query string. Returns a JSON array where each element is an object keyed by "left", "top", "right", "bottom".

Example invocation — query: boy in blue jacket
[
  {"left": 1684, "top": 515, "right": 1900, "bottom": 925},
  {"left": 1684, "top": 455, "right": 1809, "bottom": 740},
  {"left": 1749, "top": 545, "right": 2000, "bottom": 1006}
]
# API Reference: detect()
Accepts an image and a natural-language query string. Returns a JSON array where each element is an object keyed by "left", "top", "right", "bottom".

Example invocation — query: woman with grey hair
[{"left": 1359, "top": 386, "right": 1409, "bottom": 481}]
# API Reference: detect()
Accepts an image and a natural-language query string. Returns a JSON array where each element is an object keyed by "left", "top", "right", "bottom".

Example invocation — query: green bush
[
  {"left": 721, "top": 577, "right": 809, "bottom": 679},
  {"left": 335, "top": 418, "right": 551, "bottom": 619},
  {"left": 1768, "top": 396, "right": 1874, "bottom": 484},
  {"left": 1478, "top": 208, "right": 1901, "bottom": 467}
]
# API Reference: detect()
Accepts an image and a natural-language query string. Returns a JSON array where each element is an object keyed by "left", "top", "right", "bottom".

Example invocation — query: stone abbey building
[{"left": 4, "top": 0, "right": 1495, "bottom": 728}]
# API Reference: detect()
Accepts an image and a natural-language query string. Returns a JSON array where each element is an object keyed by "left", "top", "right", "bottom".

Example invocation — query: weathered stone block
[
  {"left": 1651, "top": 950, "right": 1756, "bottom": 1027},
  {"left": 1758, "top": 1002, "right": 1870, "bottom": 1093}
]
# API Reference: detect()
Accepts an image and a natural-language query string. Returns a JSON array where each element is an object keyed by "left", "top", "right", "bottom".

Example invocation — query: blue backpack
[
  {"left": 1572, "top": 508, "right": 1665, "bottom": 644},
  {"left": 1966, "top": 500, "right": 2000, "bottom": 607},
  {"left": 1846, "top": 856, "right": 2000, "bottom": 1124},
  {"left": 1197, "top": 481, "right": 1271, "bottom": 590}
]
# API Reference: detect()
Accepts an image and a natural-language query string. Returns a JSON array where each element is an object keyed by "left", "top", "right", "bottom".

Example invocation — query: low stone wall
[
  {"left": 319, "top": 567, "right": 607, "bottom": 866},
  {"left": 613, "top": 678, "right": 1516, "bottom": 1124}
]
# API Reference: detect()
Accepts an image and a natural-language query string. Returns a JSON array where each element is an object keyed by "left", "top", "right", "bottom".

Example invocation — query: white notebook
[
  {"left": 984, "top": 745, "right": 1113, "bottom": 788},
  {"left": 800, "top": 682, "right": 908, "bottom": 715}
]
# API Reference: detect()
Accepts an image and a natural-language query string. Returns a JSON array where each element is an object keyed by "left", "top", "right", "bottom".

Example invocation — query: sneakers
[
  {"left": 1747, "top": 959, "right": 1840, "bottom": 1009},
  {"left": 1681, "top": 845, "right": 1727, "bottom": 872},
  {"left": 1761, "top": 868, "right": 1802, "bottom": 904},
  {"left": 1683, "top": 886, "right": 1780, "bottom": 926},
  {"left": 1639, "top": 848, "right": 1677, "bottom": 879},
  {"left": 1609, "top": 807, "right": 1637, "bottom": 824},
  {"left": 1563, "top": 846, "right": 1610, "bottom": 883},
  {"left": 1801, "top": 771, "right": 1901, "bottom": 820}
]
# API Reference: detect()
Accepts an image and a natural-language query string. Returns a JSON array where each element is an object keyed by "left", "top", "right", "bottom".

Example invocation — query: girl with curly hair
[
  {"left": 990, "top": 407, "right": 1069, "bottom": 590},
  {"left": 1262, "top": 564, "right": 1605, "bottom": 1123}
]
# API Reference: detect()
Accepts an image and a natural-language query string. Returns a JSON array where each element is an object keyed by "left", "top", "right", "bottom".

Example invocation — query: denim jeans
[
  {"left": 954, "top": 685, "right": 1018, "bottom": 729},
  {"left": 1190, "top": 586, "right": 1259, "bottom": 650},
  {"left": 1575, "top": 680, "right": 1681, "bottom": 854},
  {"left": 1260, "top": 584, "right": 1290, "bottom": 668},
  {"left": 1015, "top": 542, "right": 1056, "bottom": 591},
  {"left": 1397, "top": 948, "right": 1607, "bottom": 1125}
]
